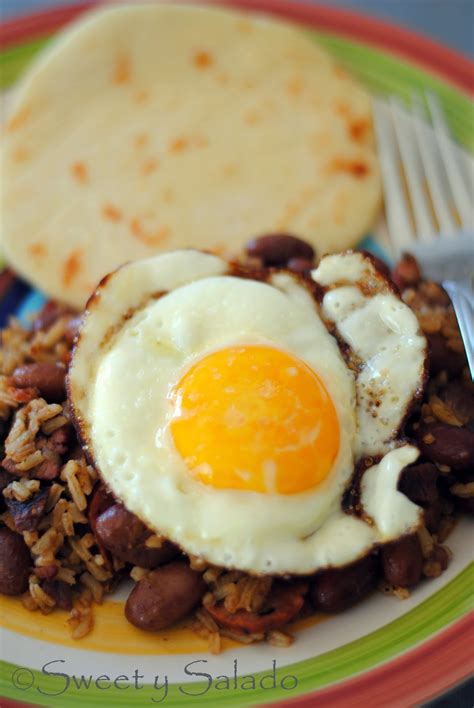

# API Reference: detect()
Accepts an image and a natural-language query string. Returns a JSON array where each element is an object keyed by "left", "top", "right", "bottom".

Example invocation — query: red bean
[
  {"left": 431, "top": 545, "right": 450, "bottom": 572},
  {"left": 64, "top": 316, "right": 82, "bottom": 347},
  {"left": 423, "top": 501, "right": 443, "bottom": 534},
  {"left": 125, "top": 561, "right": 205, "bottom": 631},
  {"left": 454, "top": 496, "right": 474, "bottom": 514},
  {"left": 32, "top": 301, "right": 74, "bottom": 332},
  {"left": 398, "top": 463, "right": 439, "bottom": 506},
  {"left": 0, "top": 470, "right": 10, "bottom": 496},
  {"left": 391, "top": 254, "right": 422, "bottom": 291},
  {"left": 428, "top": 333, "right": 467, "bottom": 377},
  {"left": 41, "top": 579, "right": 73, "bottom": 610},
  {"left": 417, "top": 422, "right": 474, "bottom": 471},
  {"left": 5, "top": 487, "right": 49, "bottom": 532},
  {"left": 381, "top": 534, "right": 423, "bottom": 587},
  {"left": 12, "top": 363, "right": 66, "bottom": 402},
  {"left": 287, "top": 257, "right": 315, "bottom": 273},
  {"left": 440, "top": 381, "right": 474, "bottom": 425},
  {"left": 311, "top": 554, "right": 379, "bottom": 613},
  {"left": 95, "top": 504, "right": 177, "bottom": 568},
  {"left": 245, "top": 234, "right": 315, "bottom": 266},
  {"left": 88, "top": 484, "right": 115, "bottom": 568},
  {"left": 398, "top": 463, "right": 441, "bottom": 533},
  {"left": 0, "top": 527, "right": 31, "bottom": 596}
]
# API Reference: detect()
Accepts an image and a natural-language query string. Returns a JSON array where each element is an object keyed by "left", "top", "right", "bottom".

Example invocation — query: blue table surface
[
  {"left": 1, "top": 0, "right": 473, "bottom": 58},
  {"left": 0, "top": 1, "right": 472, "bottom": 707}
]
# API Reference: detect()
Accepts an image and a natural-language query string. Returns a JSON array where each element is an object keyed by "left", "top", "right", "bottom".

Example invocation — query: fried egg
[{"left": 69, "top": 249, "right": 427, "bottom": 574}]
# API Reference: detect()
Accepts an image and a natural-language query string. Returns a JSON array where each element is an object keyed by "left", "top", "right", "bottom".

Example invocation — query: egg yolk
[{"left": 169, "top": 345, "right": 340, "bottom": 495}]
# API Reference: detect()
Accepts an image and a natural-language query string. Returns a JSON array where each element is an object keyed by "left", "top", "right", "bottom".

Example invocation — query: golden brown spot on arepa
[
  {"left": 216, "top": 72, "right": 229, "bottom": 85},
  {"left": 6, "top": 106, "right": 31, "bottom": 133},
  {"left": 169, "top": 137, "right": 189, "bottom": 153},
  {"left": 141, "top": 159, "right": 159, "bottom": 175},
  {"left": 193, "top": 135, "right": 208, "bottom": 148},
  {"left": 193, "top": 50, "right": 214, "bottom": 69},
  {"left": 210, "top": 242, "right": 227, "bottom": 256},
  {"left": 162, "top": 188, "right": 175, "bottom": 203},
  {"left": 276, "top": 187, "right": 314, "bottom": 229},
  {"left": 236, "top": 19, "right": 252, "bottom": 33},
  {"left": 63, "top": 250, "right": 83, "bottom": 287},
  {"left": 286, "top": 76, "right": 305, "bottom": 97},
  {"left": 113, "top": 53, "right": 132, "bottom": 84},
  {"left": 244, "top": 110, "right": 260, "bottom": 125},
  {"left": 333, "top": 65, "right": 349, "bottom": 79},
  {"left": 327, "top": 157, "right": 369, "bottom": 179},
  {"left": 102, "top": 204, "right": 122, "bottom": 222},
  {"left": 11, "top": 146, "right": 30, "bottom": 162},
  {"left": 334, "top": 102, "right": 371, "bottom": 144},
  {"left": 129, "top": 218, "right": 170, "bottom": 246},
  {"left": 222, "top": 163, "right": 238, "bottom": 178},
  {"left": 310, "top": 130, "right": 333, "bottom": 150},
  {"left": 335, "top": 101, "right": 350, "bottom": 118},
  {"left": 134, "top": 133, "right": 149, "bottom": 149},
  {"left": 28, "top": 242, "right": 47, "bottom": 258},
  {"left": 70, "top": 161, "right": 89, "bottom": 184},
  {"left": 134, "top": 89, "right": 150, "bottom": 103},
  {"left": 349, "top": 118, "right": 371, "bottom": 143}
]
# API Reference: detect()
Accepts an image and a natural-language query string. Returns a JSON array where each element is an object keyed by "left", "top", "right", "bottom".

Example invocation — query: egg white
[{"left": 312, "top": 251, "right": 427, "bottom": 457}]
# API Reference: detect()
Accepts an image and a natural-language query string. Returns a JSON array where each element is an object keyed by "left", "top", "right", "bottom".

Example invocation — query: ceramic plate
[{"left": 0, "top": 2, "right": 473, "bottom": 706}]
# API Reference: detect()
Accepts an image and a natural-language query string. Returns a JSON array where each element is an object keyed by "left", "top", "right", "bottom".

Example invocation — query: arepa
[{"left": 1, "top": 4, "right": 381, "bottom": 307}]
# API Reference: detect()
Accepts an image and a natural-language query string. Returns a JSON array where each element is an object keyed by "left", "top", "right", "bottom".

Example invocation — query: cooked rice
[
  {"left": 29, "top": 575, "right": 56, "bottom": 613},
  {"left": 213, "top": 573, "right": 273, "bottom": 614},
  {"left": 80, "top": 571, "right": 105, "bottom": 604},
  {"left": 417, "top": 525, "right": 435, "bottom": 559},
  {"left": 60, "top": 460, "right": 89, "bottom": 512},
  {"left": 219, "top": 627, "right": 265, "bottom": 644},
  {"left": 5, "top": 399, "right": 62, "bottom": 465},
  {"left": 267, "top": 629, "right": 294, "bottom": 647},
  {"left": 377, "top": 581, "right": 411, "bottom": 601},
  {"left": 437, "top": 515, "right": 456, "bottom": 543},
  {"left": 144, "top": 533, "right": 165, "bottom": 549},
  {"left": 207, "top": 632, "right": 222, "bottom": 654},
  {"left": 67, "top": 591, "right": 94, "bottom": 640},
  {"left": 450, "top": 482, "right": 474, "bottom": 499},
  {"left": 428, "top": 395, "right": 464, "bottom": 427},
  {"left": 41, "top": 414, "right": 69, "bottom": 436},
  {"left": 423, "top": 558, "right": 445, "bottom": 579},
  {"left": 21, "top": 590, "right": 39, "bottom": 612},
  {"left": 3, "top": 478, "right": 40, "bottom": 502},
  {"left": 0, "top": 311, "right": 117, "bottom": 638},
  {"left": 130, "top": 566, "right": 149, "bottom": 582}
]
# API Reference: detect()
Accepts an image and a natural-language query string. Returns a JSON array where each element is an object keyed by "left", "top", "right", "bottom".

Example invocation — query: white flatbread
[{"left": 1, "top": 4, "right": 381, "bottom": 307}]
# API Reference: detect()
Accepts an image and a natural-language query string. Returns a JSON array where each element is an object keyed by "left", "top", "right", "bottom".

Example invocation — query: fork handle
[{"left": 443, "top": 280, "right": 474, "bottom": 380}]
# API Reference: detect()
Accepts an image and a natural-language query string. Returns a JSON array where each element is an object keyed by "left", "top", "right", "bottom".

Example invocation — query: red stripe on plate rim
[{"left": 0, "top": 0, "right": 473, "bottom": 93}]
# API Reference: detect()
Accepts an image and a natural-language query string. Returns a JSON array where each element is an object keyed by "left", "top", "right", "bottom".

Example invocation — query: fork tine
[
  {"left": 389, "top": 97, "right": 435, "bottom": 240},
  {"left": 372, "top": 98, "right": 414, "bottom": 253},
  {"left": 425, "top": 91, "right": 472, "bottom": 228},
  {"left": 411, "top": 93, "right": 456, "bottom": 236},
  {"left": 443, "top": 282, "right": 474, "bottom": 379}
]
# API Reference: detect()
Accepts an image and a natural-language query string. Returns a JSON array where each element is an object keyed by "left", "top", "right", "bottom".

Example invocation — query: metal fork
[{"left": 373, "top": 92, "right": 474, "bottom": 378}]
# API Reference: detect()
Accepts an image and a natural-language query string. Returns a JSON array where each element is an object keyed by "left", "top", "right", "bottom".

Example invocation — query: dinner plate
[{"left": 0, "top": 2, "right": 473, "bottom": 707}]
